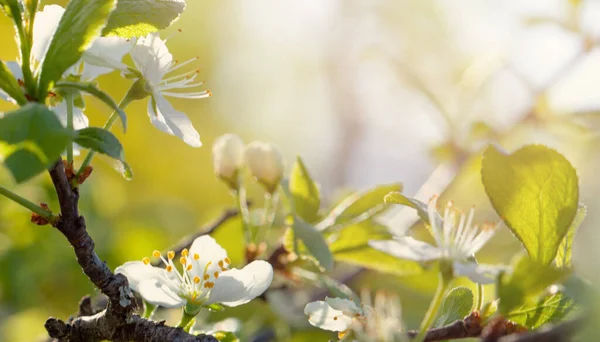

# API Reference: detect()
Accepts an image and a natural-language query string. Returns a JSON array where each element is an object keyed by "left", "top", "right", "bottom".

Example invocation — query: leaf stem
[
  {"left": 476, "top": 283, "right": 484, "bottom": 311},
  {"left": 414, "top": 263, "right": 454, "bottom": 342},
  {"left": 76, "top": 92, "right": 134, "bottom": 177},
  {"left": 0, "top": 184, "right": 57, "bottom": 222},
  {"left": 234, "top": 185, "right": 251, "bottom": 245},
  {"left": 66, "top": 92, "right": 74, "bottom": 164},
  {"left": 6, "top": 0, "right": 35, "bottom": 97}
]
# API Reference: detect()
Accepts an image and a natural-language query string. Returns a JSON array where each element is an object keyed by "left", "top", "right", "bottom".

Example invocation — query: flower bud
[
  {"left": 212, "top": 134, "right": 245, "bottom": 189},
  {"left": 244, "top": 141, "right": 285, "bottom": 193}
]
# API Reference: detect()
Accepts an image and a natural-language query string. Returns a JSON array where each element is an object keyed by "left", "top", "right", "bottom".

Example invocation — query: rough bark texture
[{"left": 45, "top": 160, "right": 217, "bottom": 342}]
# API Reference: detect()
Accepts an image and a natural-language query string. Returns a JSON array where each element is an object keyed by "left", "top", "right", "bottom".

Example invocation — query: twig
[
  {"left": 45, "top": 160, "right": 217, "bottom": 342},
  {"left": 151, "top": 205, "right": 245, "bottom": 266},
  {"left": 497, "top": 318, "right": 584, "bottom": 342},
  {"left": 406, "top": 311, "right": 483, "bottom": 341}
]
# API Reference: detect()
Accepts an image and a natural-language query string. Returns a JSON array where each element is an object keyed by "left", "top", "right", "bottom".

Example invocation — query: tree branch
[
  {"left": 45, "top": 160, "right": 217, "bottom": 342},
  {"left": 151, "top": 206, "right": 243, "bottom": 266},
  {"left": 407, "top": 311, "right": 483, "bottom": 341},
  {"left": 497, "top": 318, "right": 584, "bottom": 342}
]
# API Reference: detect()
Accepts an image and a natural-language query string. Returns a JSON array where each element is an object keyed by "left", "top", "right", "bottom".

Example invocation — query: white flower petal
[
  {"left": 82, "top": 36, "right": 134, "bottom": 80},
  {"left": 131, "top": 33, "right": 172, "bottom": 84},
  {"left": 51, "top": 100, "right": 89, "bottom": 129},
  {"left": 453, "top": 261, "right": 505, "bottom": 284},
  {"left": 205, "top": 260, "right": 274, "bottom": 307},
  {"left": 304, "top": 300, "right": 353, "bottom": 332},
  {"left": 138, "top": 277, "right": 185, "bottom": 308},
  {"left": 369, "top": 237, "right": 441, "bottom": 262},
  {"left": 147, "top": 92, "right": 201, "bottom": 147},
  {"left": 31, "top": 5, "right": 65, "bottom": 64},
  {"left": 114, "top": 261, "right": 164, "bottom": 291},
  {"left": 325, "top": 297, "right": 362, "bottom": 315},
  {"left": 188, "top": 235, "right": 228, "bottom": 279}
]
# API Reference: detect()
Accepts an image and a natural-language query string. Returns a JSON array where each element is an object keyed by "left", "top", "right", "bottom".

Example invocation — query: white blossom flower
[
  {"left": 305, "top": 293, "right": 407, "bottom": 341},
  {"left": 212, "top": 134, "right": 245, "bottom": 187},
  {"left": 129, "top": 33, "right": 210, "bottom": 147},
  {"left": 115, "top": 235, "right": 273, "bottom": 315},
  {"left": 244, "top": 141, "right": 285, "bottom": 192},
  {"left": 369, "top": 196, "right": 502, "bottom": 284},
  {"left": 304, "top": 297, "right": 363, "bottom": 336}
]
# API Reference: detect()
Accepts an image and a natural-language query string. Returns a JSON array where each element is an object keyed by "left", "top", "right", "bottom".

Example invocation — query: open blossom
[
  {"left": 244, "top": 141, "right": 285, "bottom": 192},
  {"left": 212, "top": 134, "right": 245, "bottom": 187},
  {"left": 369, "top": 196, "right": 502, "bottom": 284},
  {"left": 130, "top": 33, "right": 210, "bottom": 147},
  {"left": 305, "top": 297, "right": 363, "bottom": 336},
  {"left": 115, "top": 236, "right": 273, "bottom": 315}
]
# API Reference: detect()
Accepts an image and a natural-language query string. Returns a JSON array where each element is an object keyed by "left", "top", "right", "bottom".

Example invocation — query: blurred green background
[{"left": 1, "top": 0, "right": 600, "bottom": 341}]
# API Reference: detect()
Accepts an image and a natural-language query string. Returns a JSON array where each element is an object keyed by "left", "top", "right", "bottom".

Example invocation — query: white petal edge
[
  {"left": 114, "top": 261, "right": 164, "bottom": 291},
  {"left": 325, "top": 297, "right": 362, "bottom": 315},
  {"left": 205, "top": 260, "right": 273, "bottom": 307},
  {"left": 453, "top": 261, "right": 506, "bottom": 285},
  {"left": 130, "top": 33, "right": 172, "bottom": 84},
  {"left": 137, "top": 277, "right": 185, "bottom": 308},
  {"left": 369, "top": 237, "right": 441, "bottom": 262},
  {"left": 31, "top": 5, "right": 65, "bottom": 64},
  {"left": 304, "top": 300, "right": 353, "bottom": 332},
  {"left": 188, "top": 235, "right": 228, "bottom": 279},
  {"left": 147, "top": 93, "right": 202, "bottom": 147}
]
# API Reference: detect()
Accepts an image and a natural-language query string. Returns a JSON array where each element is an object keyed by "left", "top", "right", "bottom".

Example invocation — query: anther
[
  {"left": 214, "top": 272, "right": 219, "bottom": 278},
  {"left": 180, "top": 256, "right": 187, "bottom": 265},
  {"left": 193, "top": 253, "right": 200, "bottom": 260},
  {"left": 166, "top": 265, "right": 173, "bottom": 272},
  {"left": 142, "top": 257, "right": 151, "bottom": 265},
  {"left": 182, "top": 249, "right": 189, "bottom": 257},
  {"left": 193, "top": 276, "right": 200, "bottom": 284},
  {"left": 167, "top": 251, "right": 175, "bottom": 260},
  {"left": 203, "top": 274, "right": 209, "bottom": 280},
  {"left": 218, "top": 260, "right": 224, "bottom": 267},
  {"left": 152, "top": 250, "right": 161, "bottom": 258},
  {"left": 186, "top": 264, "right": 192, "bottom": 271},
  {"left": 224, "top": 257, "right": 231, "bottom": 264}
]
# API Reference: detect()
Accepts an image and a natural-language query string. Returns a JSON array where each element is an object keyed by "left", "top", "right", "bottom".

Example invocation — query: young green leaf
[
  {"left": 498, "top": 255, "right": 571, "bottom": 314},
  {"left": 434, "top": 287, "right": 474, "bottom": 327},
  {"left": 506, "top": 293, "right": 574, "bottom": 329},
  {"left": 55, "top": 81, "right": 127, "bottom": 131},
  {"left": 329, "top": 221, "right": 423, "bottom": 276},
  {"left": 74, "top": 127, "right": 125, "bottom": 162},
  {"left": 482, "top": 144, "right": 579, "bottom": 265},
  {"left": 103, "top": 0, "right": 185, "bottom": 38},
  {"left": 0, "top": 104, "right": 72, "bottom": 182},
  {"left": 288, "top": 215, "right": 334, "bottom": 272},
  {"left": 555, "top": 204, "right": 586, "bottom": 268},
  {"left": 213, "top": 331, "right": 240, "bottom": 342},
  {"left": 383, "top": 191, "right": 442, "bottom": 225},
  {"left": 0, "top": 61, "right": 26, "bottom": 104},
  {"left": 37, "top": 0, "right": 117, "bottom": 99},
  {"left": 317, "top": 183, "right": 402, "bottom": 230},
  {"left": 289, "top": 156, "right": 321, "bottom": 223}
]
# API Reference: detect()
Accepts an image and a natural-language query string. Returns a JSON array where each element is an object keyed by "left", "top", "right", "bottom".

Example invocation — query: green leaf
[
  {"left": 506, "top": 293, "right": 575, "bottom": 329},
  {"left": 289, "top": 156, "right": 320, "bottom": 223},
  {"left": 287, "top": 215, "right": 334, "bottom": 272},
  {"left": 0, "top": 104, "right": 72, "bottom": 182},
  {"left": 383, "top": 191, "right": 441, "bottom": 225},
  {"left": 555, "top": 204, "right": 586, "bottom": 268},
  {"left": 214, "top": 331, "right": 239, "bottom": 342},
  {"left": 0, "top": 61, "right": 26, "bottom": 105},
  {"left": 103, "top": 0, "right": 185, "bottom": 38},
  {"left": 482, "top": 144, "right": 579, "bottom": 265},
  {"left": 318, "top": 183, "right": 402, "bottom": 229},
  {"left": 329, "top": 221, "right": 423, "bottom": 276},
  {"left": 498, "top": 255, "right": 571, "bottom": 314},
  {"left": 74, "top": 127, "right": 125, "bottom": 161},
  {"left": 37, "top": 0, "right": 117, "bottom": 98},
  {"left": 434, "top": 287, "right": 474, "bottom": 327},
  {"left": 55, "top": 81, "right": 127, "bottom": 131}
]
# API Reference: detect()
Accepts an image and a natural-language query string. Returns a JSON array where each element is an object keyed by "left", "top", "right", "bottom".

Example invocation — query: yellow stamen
[
  {"left": 152, "top": 250, "right": 161, "bottom": 258},
  {"left": 181, "top": 248, "right": 189, "bottom": 257},
  {"left": 142, "top": 257, "right": 150, "bottom": 265},
  {"left": 203, "top": 274, "right": 209, "bottom": 281},
  {"left": 193, "top": 276, "right": 200, "bottom": 284},
  {"left": 180, "top": 256, "right": 186, "bottom": 265},
  {"left": 213, "top": 272, "right": 219, "bottom": 278},
  {"left": 224, "top": 257, "right": 231, "bottom": 264},
  {"left": 166, "top": 265, "right": 173, "bottom": 272},
  {"left": 218, "top": 260, "right": 224, "bottom": 267},
  {"left": 186, "top": 264, "right": 192, "bottom": 271},
  {"left": 193, "top": 253, "right": 200, "bottom": 260},
  {"left": 167, "top": 251, "right": 175, "bottom": 260},
  {"left": 203, "top": 281, "right": 214, "bottom": 289}
]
